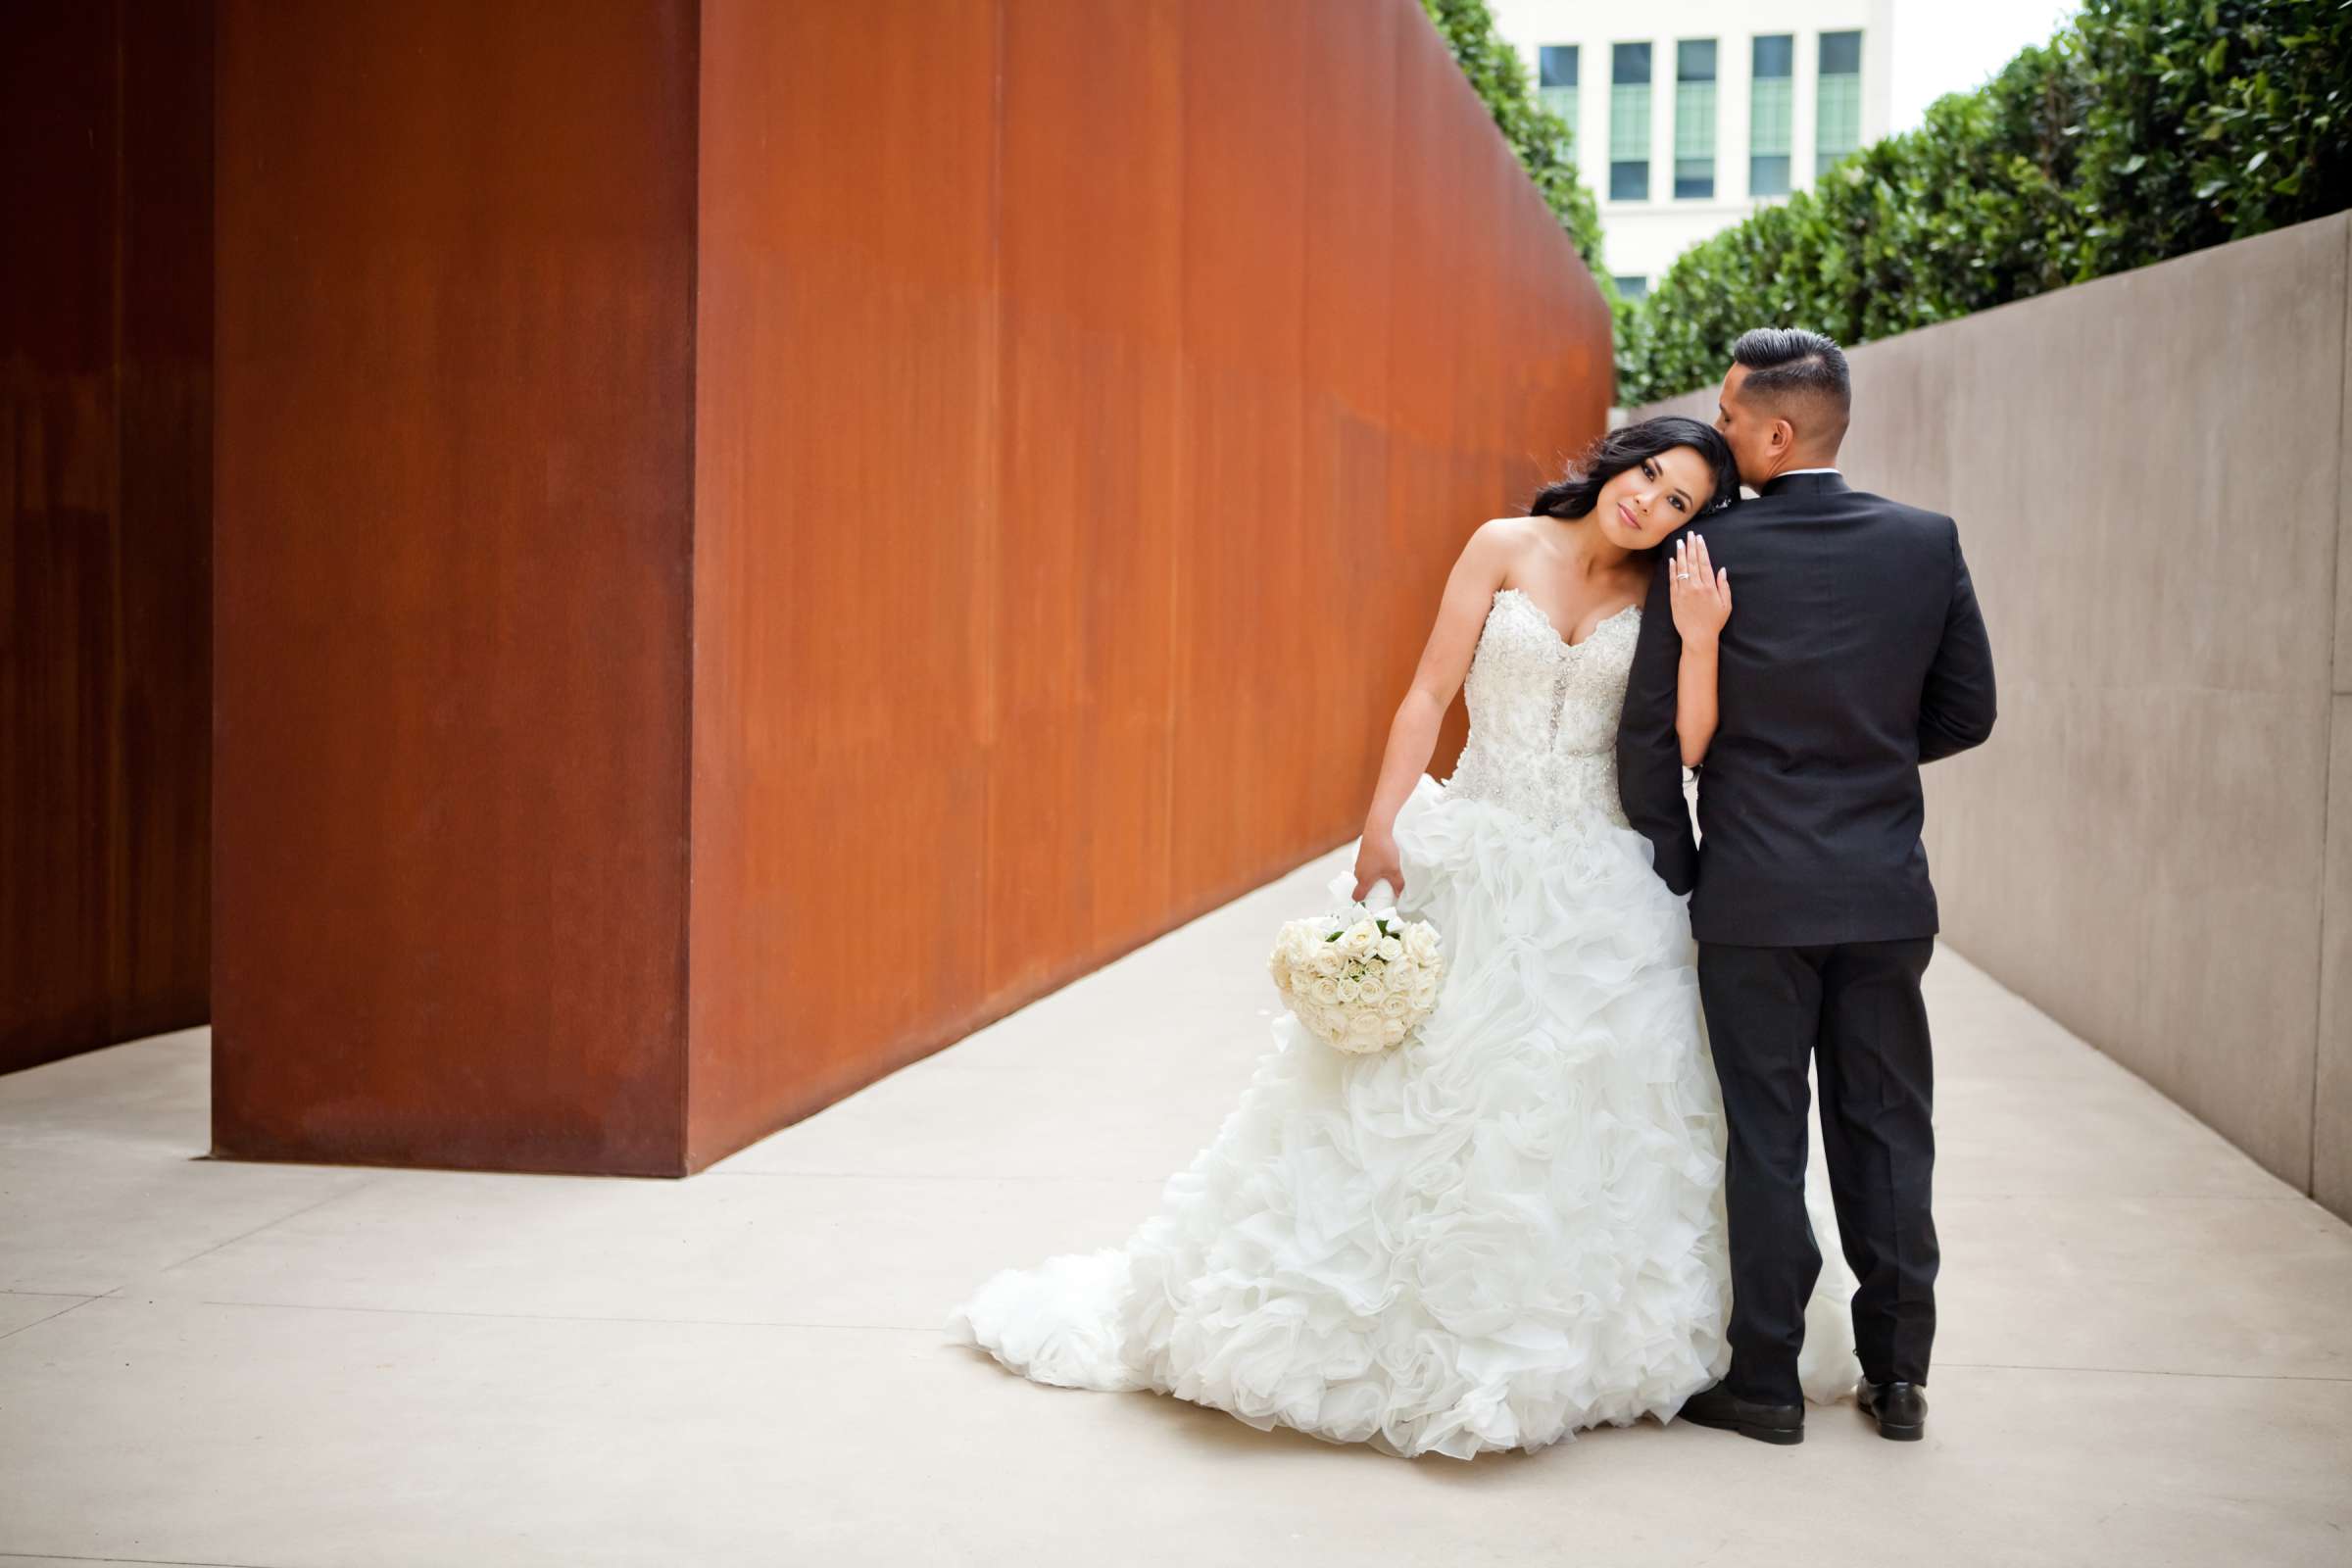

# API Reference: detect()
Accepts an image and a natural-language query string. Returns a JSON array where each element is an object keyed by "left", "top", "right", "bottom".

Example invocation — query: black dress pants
[{"left": 1696, "top": 939, "right": 1938, "bottom": 1404}]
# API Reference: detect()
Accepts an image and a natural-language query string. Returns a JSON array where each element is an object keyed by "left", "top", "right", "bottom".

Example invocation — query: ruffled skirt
[{"left": 945, "top": 775, "right": 1855, "bottom": 1459}]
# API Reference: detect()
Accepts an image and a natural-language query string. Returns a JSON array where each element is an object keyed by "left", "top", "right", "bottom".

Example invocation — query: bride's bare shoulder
[
  {"left": 1449, "top": 516, "right": 1544, "bottom": 587},
  {"left": 1461, "top": 515, "right": 1540, "bottom": 564}
]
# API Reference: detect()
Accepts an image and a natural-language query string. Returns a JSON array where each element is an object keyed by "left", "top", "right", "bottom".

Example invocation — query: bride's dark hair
[{"left": 1528, "top": 416, "right": 1740, "bottom": 526}]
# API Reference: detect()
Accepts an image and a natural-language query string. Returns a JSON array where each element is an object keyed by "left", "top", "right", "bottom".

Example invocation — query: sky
[{"left": 1889, "top": 0, "right": 2082, "bottom": 132}]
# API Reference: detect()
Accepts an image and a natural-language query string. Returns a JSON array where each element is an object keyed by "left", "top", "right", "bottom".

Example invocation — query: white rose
[
  {"left": 1338, "top": 921, "right": 1378, "bottom": 959},
  {"left": 1311, "top": 977, "right": 1341, "bottom": 1005},
  {"left": 1377, "top": 935, "right": 1404, "bottom": 963},
  {"left": 1404, "top": 924, "right": 1440, "bottom": 963},
  {"left": 1357, "top": 971, "right": 1387, "bottom": 1004},
  {"left": 1336, "top": 975, "right": 1360, "bottom": 1003},
  {"left": 1380, "top": 990, "right": 1410, "bottom": 1018},
  {"left": 1411, "top": 978, "right": 1440, "bottom": 1012}
]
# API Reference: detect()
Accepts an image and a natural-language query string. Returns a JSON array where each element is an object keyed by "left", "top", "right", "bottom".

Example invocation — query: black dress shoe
[
  {"left": 1676, "top": 1381, "right": 1804, "bottom": 1445},
  {"left": 1857, "top": 1379, "right": 1928, "bottom": 1442}
]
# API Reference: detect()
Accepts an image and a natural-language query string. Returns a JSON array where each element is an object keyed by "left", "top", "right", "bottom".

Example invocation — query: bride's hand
[
  {"left": 1351, "top": 826, "right": 1404, "bottom": 904},
  {"left": 1668, "top": 533, "right": 1731, "bottom": 647}
]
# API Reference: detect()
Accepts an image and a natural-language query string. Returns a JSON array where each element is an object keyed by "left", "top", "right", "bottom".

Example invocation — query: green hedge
[
  {"left": 1418, "top": 0, "right": 1608, "bottom": 280},
  {"left": 1621, "top": 0, "right": 2352, "bottom": 404}
]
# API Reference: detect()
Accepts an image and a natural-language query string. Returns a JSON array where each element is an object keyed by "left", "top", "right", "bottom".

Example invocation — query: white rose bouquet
[{"left": 1267, "top": 898, "right": 1445, "bottom": 1055}]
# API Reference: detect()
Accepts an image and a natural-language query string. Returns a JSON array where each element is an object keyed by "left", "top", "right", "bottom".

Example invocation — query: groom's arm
[
  {"left": 1918, "top": 523, "right": 1997, "bottom": 763},
  {"left": 1617, "top": 547, "right": 1698, "bottom": 894}
]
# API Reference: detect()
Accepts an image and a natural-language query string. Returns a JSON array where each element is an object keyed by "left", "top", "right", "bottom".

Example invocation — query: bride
[{"left": 946, "top": 416, "right": 1856, "bottom": 1459}]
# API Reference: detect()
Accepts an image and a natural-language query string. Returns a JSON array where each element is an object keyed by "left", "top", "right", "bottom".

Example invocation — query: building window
[
  {"left": 1539, "top": 44, "right": 1578, "bottom": 132},
  {"left": 1816, "top": 29, "right": 1863, "bottom": 177},
  {"left": 1674, "top": 39, "right": 1716, "bottom": 200},
  {"left": 1610, "top": 43, "right": 1651, "bottom": 202},
  {"left": 1612, "top": 275, "right": 1649, "bottom": 301},
  {"left": 1749, "top": 33, "right": 1793, "bottom": 197}
]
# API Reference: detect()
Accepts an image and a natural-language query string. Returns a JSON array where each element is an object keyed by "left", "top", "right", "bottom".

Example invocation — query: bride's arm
[
  {"left": 1350, "top": 521, "right": 1518, "bottom": 899},
  {"left": 1671, "top": 533, "right": 1731, "bottom": 767}
]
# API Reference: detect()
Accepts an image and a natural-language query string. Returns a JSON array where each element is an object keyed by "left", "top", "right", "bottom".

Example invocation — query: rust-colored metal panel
[
  {"left": 204, "top": 0, "right": 1604, "bottom": 1173},
  {"left": 980, "top": 0, "right": 1188, "bottom": 1004},
  {"left": 211, "top": 0, "right": 700, "bottom": 1173},
  {"left": 1165, "top": 0, "right": 1315, "bottom": 905},
  {"left": 1298, "top": 1, "right": 1404, "bottom": 803},
  {"left": 1, "top": 0, "right": 212, "bottom": 1075},
  {"left": 685, "top": 0, "right": 1004, "bottom": 1165},
  {"left": 684, "top": 0, "right": 1611, "bottom": 1168}
]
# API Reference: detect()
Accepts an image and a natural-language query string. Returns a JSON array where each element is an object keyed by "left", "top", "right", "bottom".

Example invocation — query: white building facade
[{"left": 1488, "top": 0, "right": 1895, "bottom": 297}]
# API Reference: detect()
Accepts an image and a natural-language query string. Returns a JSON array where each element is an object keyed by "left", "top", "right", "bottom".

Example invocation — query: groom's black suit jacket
[{"left": 1617, "top": 470, "right": 1997, "bottom": 947}]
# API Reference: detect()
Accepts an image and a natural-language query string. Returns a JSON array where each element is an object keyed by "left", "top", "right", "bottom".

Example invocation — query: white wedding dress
[{"left": 946, "top": 588, "right": 1857, "bottom": 1459}]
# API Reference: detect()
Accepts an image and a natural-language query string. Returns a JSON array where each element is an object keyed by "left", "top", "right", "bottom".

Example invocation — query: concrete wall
[{"left": 1644, "top": 214, "right": 2352, "bottom": 1220}]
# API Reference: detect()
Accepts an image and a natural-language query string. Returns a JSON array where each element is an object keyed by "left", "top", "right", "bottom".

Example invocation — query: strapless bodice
[{"left": 1441, "top": 589, "right": 1640, "bottom": 834}]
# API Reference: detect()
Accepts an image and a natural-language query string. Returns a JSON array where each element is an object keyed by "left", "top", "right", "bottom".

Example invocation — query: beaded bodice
[{"left": 1442, "top": 589, "right": 1640, "bottom": 834}]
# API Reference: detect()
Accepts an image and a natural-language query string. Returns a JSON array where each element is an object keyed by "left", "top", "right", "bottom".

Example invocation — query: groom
[{"left": 1617, "top": 328, "right": 1996, "bottom": 1446}]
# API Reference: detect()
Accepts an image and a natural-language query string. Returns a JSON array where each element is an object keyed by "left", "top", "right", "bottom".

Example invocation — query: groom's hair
[{"left": 1731, "top": 327, "right": 1851, "bottom": 445}]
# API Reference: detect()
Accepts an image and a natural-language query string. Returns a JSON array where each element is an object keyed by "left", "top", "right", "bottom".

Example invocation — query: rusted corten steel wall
[
  {"left": 213, "top": 0, "right": 1607, "bottom": 1174},
  {"left": 2, "top": 0, "right": 213, "bottom": 1074},
  {"left": 211, "top": 1, "right": 701, "bottom": 1172},
  {"left": 683, "top": 0, "right": 1611, "bottom": 1165}
]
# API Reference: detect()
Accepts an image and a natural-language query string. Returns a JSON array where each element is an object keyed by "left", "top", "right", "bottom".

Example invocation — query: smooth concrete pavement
[{"left": 3, "top": 847, "right": 2348, "bottom": 1566}]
